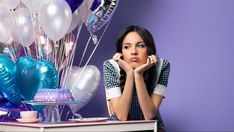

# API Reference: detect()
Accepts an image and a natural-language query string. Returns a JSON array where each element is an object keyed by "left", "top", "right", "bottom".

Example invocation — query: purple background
[{"left": 74, "top": 0, "right": 234, "bottom": 131}]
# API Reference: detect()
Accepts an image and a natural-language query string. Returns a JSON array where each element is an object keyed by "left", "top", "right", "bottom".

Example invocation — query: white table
[{"left": 0, "top": 120, "right": 157, "bottom": 132}]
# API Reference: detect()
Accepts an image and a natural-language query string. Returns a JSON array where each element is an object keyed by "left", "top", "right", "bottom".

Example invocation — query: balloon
[
  {"left": 67, "top": 5, "right": 83, "bottom": 33},
  {"left": 90, "top": 0, "right": 101, "bottom": 11},
  {"left": 0, "top": 0, "right": 20, "bottom": 9},
  {"left": 0, "top": 98, "right": 31, "bottom": 122},
  {"left": 66, "top": 65, "right": 100, "bottom": 113},
  {"left": 21, "top": 0, "right": 45, "bottom": 13},
  {"left": 14, "top": 8, "right": 35, "bottom": 47},
  {"left": 15, "top": 56, "right": 58, "bottom": 101},
  {"left": 81, "top": 0, "right": 96, "bottom": 25},
  {"left": 65, "top": 0, "right": 84, "bottom": 13},
  {"left": 0, "top": 5, "right": 15, "bottom": 44},
  {"left": 86, "top": 0, "right": 119, "bottom": 32},
  {"left": 38, "top": 0, "right": 72, "bottom": 41},
  {"left": 0, "top": 54, "right": 21, "bottom": 104}
]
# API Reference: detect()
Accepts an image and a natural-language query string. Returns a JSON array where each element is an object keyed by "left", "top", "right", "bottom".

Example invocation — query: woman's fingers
[
  {"left": 148, "top": 55, "right": 157, "bottom": 64},
  {"left": 113, "top": 53, "right": 122, "bottom": 61}
]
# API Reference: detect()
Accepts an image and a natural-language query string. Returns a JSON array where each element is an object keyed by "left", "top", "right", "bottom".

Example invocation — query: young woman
[{"left": 103, "top": 25, "right": 170, "bottom": 131}]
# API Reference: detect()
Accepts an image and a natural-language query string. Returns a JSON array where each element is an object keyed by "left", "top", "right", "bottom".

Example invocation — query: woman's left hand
[{"left": 134, "top": 55, "right": 157, "bottom": 75}]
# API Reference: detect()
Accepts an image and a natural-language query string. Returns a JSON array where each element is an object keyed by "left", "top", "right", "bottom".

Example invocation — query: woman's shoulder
[
  {"left": 103, "top": 59, "right": 118, "bottom": 66},
  {"left": 103, "top": 59, "right": 120, "bottom": 72},
  {"left": 158, "top": 58, "right": 170, "bottom": 69}
]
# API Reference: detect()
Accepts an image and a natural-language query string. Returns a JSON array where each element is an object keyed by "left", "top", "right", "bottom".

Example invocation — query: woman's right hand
[{"left": 113, "top": 53, "right": 133, "bottom": 73}]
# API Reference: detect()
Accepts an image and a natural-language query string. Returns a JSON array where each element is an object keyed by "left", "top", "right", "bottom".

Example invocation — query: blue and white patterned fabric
[{"left": 103, "top": 58, "right": 170, "bottom": 128}]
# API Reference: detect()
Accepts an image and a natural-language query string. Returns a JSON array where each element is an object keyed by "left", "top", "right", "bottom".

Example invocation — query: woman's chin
[{"left": 130, "top": 64, "right": 141, "bottom": 69}]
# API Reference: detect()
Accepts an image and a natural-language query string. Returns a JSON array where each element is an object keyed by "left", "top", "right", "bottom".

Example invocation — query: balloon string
[
  {"left": 26, "top": 47, "right": 32, "bottom": 56},
  {"left": 46, "top": 35, "right": 50, "bottom": 61},
  {"left": 57, "top": 40, "right": 64, "bottom": 72},
  {"left": 59, "top": 24, "right": 83, "bottom": 116},
  {"left": 61, "top": 24, "right": 83, "bottom": 88},
  {"left": 78, "top": 36, "right": 91, "bottom": 67},
  {"left": 62, "top": 8, "right": 87, "bottom": 88},
  {"left": 22, "top": 103, "right": 31, "bottom": 111},
  {"left": 78, "top": 4, "right": 93, "bottom": 67},
  {"left": 6, "top": 42, "right": 17, "bottom": 61},
  {"left": 58, "top": 38, "right": 67, "bottom": 87},
  {"left": 29, "top": 11, "right": 40, "bottom": 60},
  {"left": 53, "top": 40, "right": 60, "bottom": 83},
  {"left": 70, "top": 20, "right": 111, "bottom": 92}
]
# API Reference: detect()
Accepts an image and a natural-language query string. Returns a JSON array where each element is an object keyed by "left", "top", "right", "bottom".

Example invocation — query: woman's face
[{"left": 122, "top": 32, "right": 148, "bottom": 69}]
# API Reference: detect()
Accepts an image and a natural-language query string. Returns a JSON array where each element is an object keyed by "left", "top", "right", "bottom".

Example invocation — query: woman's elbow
[
  {"left": 144, "top": 114, "right": 155, "bottom": 120},
  {"left": 118, "top": 117, "right": 127, "bottom": 121},
  {"left": 116, "top": 114, "right": 128, "bottom": 121}
]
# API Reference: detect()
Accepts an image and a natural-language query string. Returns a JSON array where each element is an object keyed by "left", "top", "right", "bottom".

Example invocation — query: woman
[{"left": 103, "top": 25, "right": 170, "bottom": 131}]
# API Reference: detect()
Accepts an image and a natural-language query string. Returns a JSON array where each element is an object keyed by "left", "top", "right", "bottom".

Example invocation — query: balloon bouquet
[{"left": 0, "top": 0, "right": 118, "bottom": 121}]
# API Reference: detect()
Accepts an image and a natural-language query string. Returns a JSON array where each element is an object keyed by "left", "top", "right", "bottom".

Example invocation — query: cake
[{"left": 34, "top": 89, "right": 74, "bottom": 101}]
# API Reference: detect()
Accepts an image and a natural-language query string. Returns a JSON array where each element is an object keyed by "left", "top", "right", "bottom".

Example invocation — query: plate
[
  {"left": 16, "top": 118, "right": 41, "bottom": 123},
  {"left": 69, "top": 117, "right": 108, "bottom": 123},
  {"left": 22, "top": 99, "right": 86, "bottom": 106}
]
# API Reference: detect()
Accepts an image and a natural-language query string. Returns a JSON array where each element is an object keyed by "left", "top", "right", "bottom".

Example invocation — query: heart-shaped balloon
[
  {"left": 66, "top": 65, "right": 100, "bottom": 113},
  {"left": 15, "top": 56, "right": 58, "bottom": 101},
  {"left": 0, "top": 54, "right": 21, "bottom": 104}
]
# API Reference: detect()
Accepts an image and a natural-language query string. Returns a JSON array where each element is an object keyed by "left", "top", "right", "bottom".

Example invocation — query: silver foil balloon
[
  {"left": 86, "top": 0, "right": 119, "bottom": 32},
  {"left": 66, "top": 65, "right": 100, "bottom": 113}
]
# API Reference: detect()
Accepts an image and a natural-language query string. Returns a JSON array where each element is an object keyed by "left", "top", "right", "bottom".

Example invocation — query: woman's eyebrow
[
  {"left": 122, "top": 43, "right": 131, "bottom": 45},
  {"left": 138, "top": 40, "right": 144, "bottom": 43}
]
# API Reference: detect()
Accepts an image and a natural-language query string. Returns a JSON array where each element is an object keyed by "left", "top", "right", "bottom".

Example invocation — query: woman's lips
[{"left": 130, "top": 57, "right": 139, "bottom": 62}]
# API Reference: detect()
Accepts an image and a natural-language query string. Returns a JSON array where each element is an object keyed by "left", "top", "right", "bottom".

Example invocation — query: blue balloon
[
  {"left": 66, "top": 0, "right": 84, "bottom": 13},
  {"left": 15, "top": 56, "right": 36, "bottom": 100},
  {"left": 0, "top": 54, "right": 15, "bottom": 74},
  {"left": 15, "top": 56, "right": 58, "bottom": 101},
  {"left": 31, "top": 60, "right": 58, "bottom": 91},
  {"left": 15, "top": 56, "right": 36, "bottom": 72},
  {"left": 0, "top": 54, "right": 21, "bottom": 104}
]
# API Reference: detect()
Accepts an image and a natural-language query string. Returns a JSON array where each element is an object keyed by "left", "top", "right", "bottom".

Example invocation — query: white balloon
[
  {"left": 38, "top": 0, "right": 72, "bottom": 41},
  {"left": 0, "top": 5, "right": 14, "bottom": 44},
  {"left": 14, "top": 8, "right": 35, "bottom": 47},
  {"left": 67, "top": 7, "right": 83, "bottom": 33},
  {"left": 0, "top": 0, "right": 20, "bottom": 9},
  {"left": 21, "top": 0, "right": 45, "bottom": 13},
  {"left": 66, "top": 65, "right": 100, "bottom": 113}
]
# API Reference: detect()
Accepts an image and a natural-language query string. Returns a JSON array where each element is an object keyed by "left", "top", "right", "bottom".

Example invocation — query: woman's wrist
[{"left": 134, "top": 71, "right": 144, "bottom": 80}]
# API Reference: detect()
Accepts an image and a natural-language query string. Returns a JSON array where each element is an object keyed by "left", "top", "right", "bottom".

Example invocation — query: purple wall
[{"left": 74, "top": 0, "right": 234, "bottom": 131}]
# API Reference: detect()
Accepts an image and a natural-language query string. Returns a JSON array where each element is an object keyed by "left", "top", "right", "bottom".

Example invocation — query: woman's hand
[
  {"left": 134, "top": 55, "right": 157, "bottom": 75},
  {"left": 113, "top": 53, "right": 133, "bottom": 74}
]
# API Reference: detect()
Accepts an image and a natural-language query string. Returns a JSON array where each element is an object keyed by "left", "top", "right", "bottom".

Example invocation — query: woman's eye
[
  {"left": 137, "top": 44, "right": 146, "bottom": 48},
  {"left": 123, "top": 45, "right": 129, "bottom": 49}
]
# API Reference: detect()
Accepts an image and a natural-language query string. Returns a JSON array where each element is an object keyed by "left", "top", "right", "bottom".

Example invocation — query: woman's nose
[{"left": 131, "top": 47, "right": 137, "bottom": 55}]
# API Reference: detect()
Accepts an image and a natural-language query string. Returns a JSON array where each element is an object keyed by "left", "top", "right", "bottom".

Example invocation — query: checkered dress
[{"left": 103, "top": 58, "right": 170, "bottom": 128}]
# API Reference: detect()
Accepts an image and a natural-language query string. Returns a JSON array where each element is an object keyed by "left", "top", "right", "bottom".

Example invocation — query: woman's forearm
[
  {"left": 134, "top": 73, "right": 157, "bottom": 120},
  {"left": 112, "top": 71, "right": 134, "bottom": 120}
]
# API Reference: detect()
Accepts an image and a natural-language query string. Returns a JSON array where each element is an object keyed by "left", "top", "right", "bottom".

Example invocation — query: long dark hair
[{"left": 116, "top": 25, "right": 158, "bottom": 95}]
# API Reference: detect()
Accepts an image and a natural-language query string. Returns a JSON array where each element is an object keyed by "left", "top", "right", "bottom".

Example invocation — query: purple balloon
[
  {"left": 86, "top": 0, "right": 119, "bottom": 32},
  {"left": 66, "top": 0, "right": 84, "bottom": 12},
  {"left": 0, "top": 99, "right": 31, "bottom": 122},
  {"left": 90, "top": 0, "right": 101, "bottom": 11}
]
